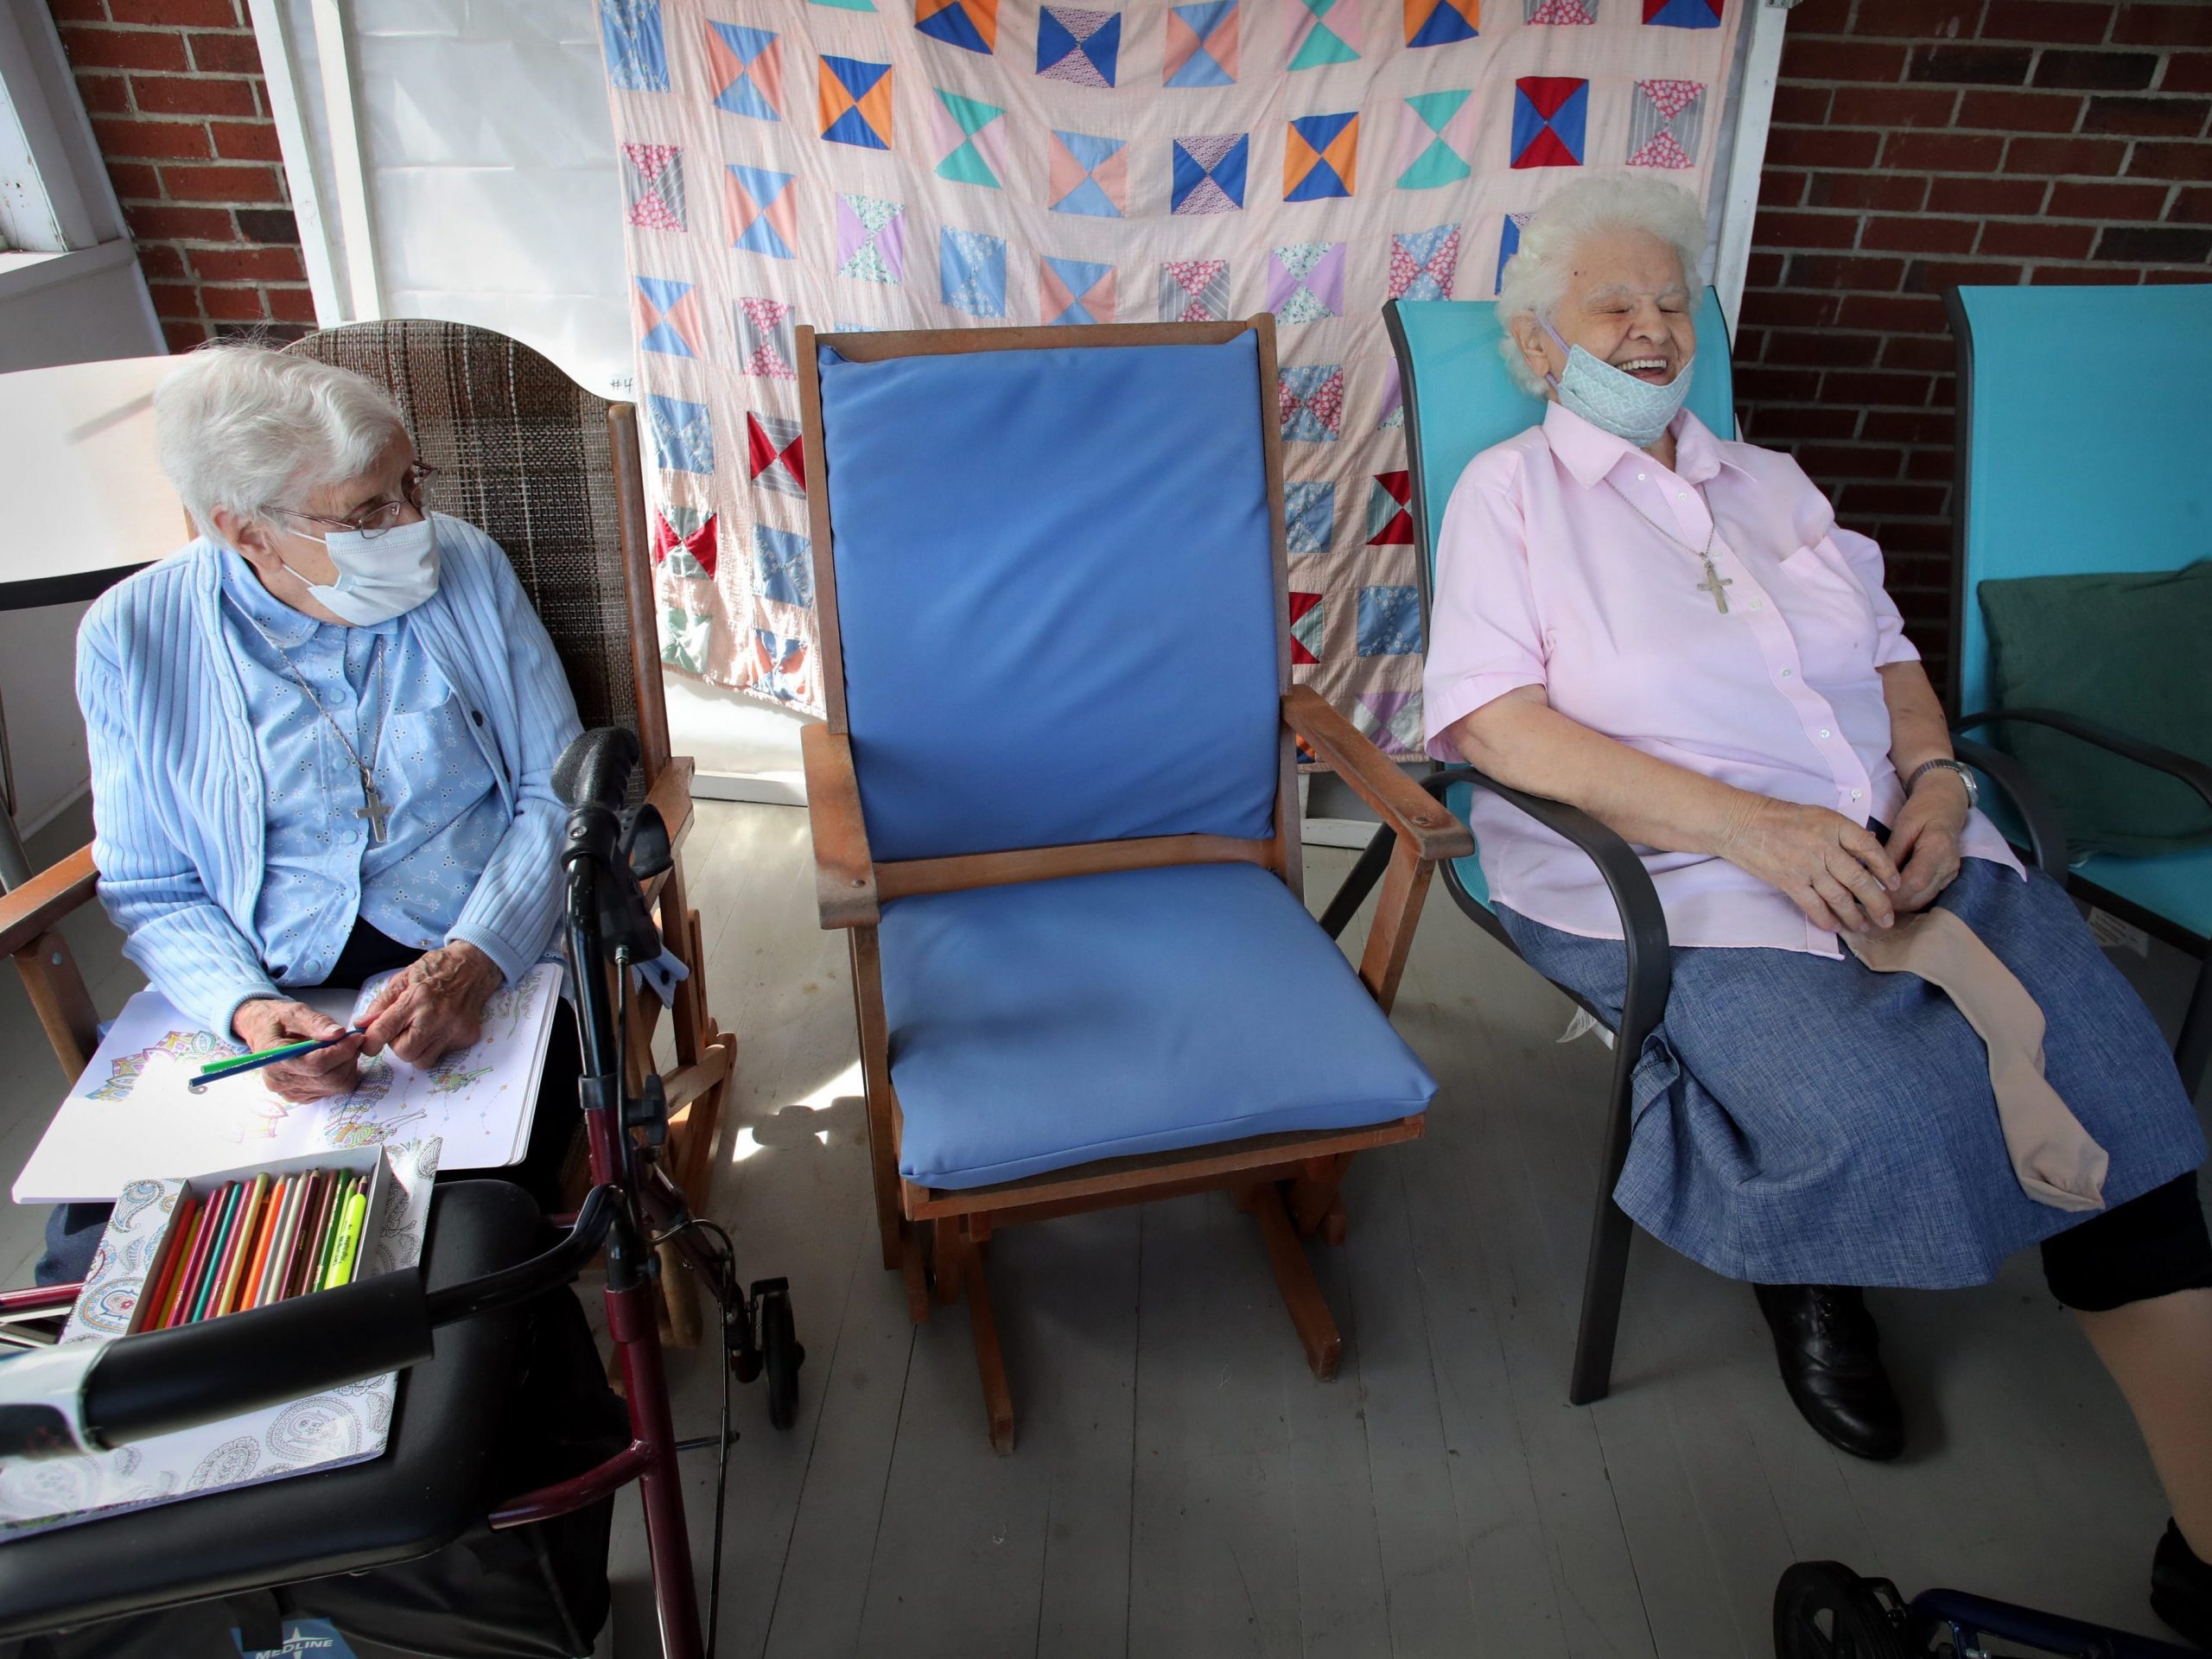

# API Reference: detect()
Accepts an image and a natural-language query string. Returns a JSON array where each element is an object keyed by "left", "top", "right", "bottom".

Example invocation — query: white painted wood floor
[
  {"left": 0, "top": 798, "right": 2201, "bottom": 1657},
  {"left": 604, "top": 803, "right": 2211, "bottom": 1659}
]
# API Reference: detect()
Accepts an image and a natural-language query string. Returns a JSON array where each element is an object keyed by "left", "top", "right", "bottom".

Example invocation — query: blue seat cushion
[{"left": 877, "top": 862, "right": 1438, "bottom": 1191}]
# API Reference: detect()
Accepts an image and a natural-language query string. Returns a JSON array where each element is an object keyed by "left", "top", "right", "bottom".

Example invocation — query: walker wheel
[
  {"left": 760, "top": 1287, "right": 804, "bottom": 1431},
  {"left": 1773, "top": 1561, "right": 1910, "bottom": 1659}
]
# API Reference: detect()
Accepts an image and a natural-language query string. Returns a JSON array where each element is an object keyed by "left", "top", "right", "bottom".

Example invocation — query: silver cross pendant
[
  {"left": 357, "top": 777, "right": 391, "bottom": 843},
  {"left": 1697, "top": 558, "right": 1734, "bottom": 614}
]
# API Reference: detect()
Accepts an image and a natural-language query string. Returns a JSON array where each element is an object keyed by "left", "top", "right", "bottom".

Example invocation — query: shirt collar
[
  {"left": 1541, "top": 400, "right": 1734, "bottom": 491},
  {"left": 217, "top": 543, "right": 400, "bottom": 645}
]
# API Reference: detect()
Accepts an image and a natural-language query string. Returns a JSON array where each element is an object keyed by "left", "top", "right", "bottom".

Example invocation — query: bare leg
[{"left": 2075, "top": 1287, "right": 2212, "bottom": 1554}]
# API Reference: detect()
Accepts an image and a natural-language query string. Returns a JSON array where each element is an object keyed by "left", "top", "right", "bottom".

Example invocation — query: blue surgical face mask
[
  {"left": 279, "top": 513, "right": 441, "bottom": 626},
  {"left": 1542, "top": 316, "right": 1694, "bottom": 448}
]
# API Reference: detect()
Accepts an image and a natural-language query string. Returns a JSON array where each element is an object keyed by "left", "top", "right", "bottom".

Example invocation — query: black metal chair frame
[{"left": 1319, "top": 301, "right": 2066, "bottom": 1408}]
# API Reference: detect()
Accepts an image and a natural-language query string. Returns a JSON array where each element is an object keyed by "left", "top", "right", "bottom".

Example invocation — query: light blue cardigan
[{"left": 76, "top": 514, "right": 584, "bottom": 1034}]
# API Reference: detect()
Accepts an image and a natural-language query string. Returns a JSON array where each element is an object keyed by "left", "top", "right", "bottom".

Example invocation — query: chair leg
[
  {"left": 1244, "top": 1182, "right": 1343, "bottom": 1381},
  {"left": 2175, "top": 951, "right": 2211, "bottom": 1100},
  {"left": 900, "top": 1223, "right": 930, "bottom": 1325},
  {"left": 1568, "top": 1073, "right": 1639, "bottom": 1407},
  {"left": 931, "top": 1215, "right": 962, "bottom": 1306},
  {"left": 656, "top": 1241, "right": 703, "bottom": 1348},
  {"left": 950, "top": 1219, "right": 1015, "bottom": 1453},
  {"left": 1288, "top": 1154, "right": 1351, "bottom": 1238}
]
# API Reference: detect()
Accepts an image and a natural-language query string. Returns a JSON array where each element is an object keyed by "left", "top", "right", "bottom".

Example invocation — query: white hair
[
  {"left": 154, "top": 344, "right": 408, "bottom": 541},
  {"left": 1495, "top": 174, "right": 1708, "bottom": 396}
]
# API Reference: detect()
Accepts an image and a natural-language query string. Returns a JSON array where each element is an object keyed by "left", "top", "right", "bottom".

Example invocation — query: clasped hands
[
  {"left": 1716, "top": 772, "right": 1972, "bottom": 937},
  {"left": 231, "top": 941, "right": 505, "bottom": 1103}
]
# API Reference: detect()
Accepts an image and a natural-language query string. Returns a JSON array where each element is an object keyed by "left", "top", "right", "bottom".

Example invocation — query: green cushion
[{"left": 1980, "top": 562, "right": 2212, "bottom": 857}]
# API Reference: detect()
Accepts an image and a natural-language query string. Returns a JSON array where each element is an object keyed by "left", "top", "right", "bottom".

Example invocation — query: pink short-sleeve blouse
[{"left": 1421, "top": 401, "right": 2022, "bottom": 960}]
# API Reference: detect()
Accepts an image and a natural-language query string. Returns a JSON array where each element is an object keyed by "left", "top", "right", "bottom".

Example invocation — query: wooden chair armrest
[
  {"left": 801, "top": 723, "right": 880, "bottom": 928},
  {"left": 644, "top": 753, "right": 696, "bottom": 855},
  {"left": 0, "top": 846, "right": 99, "bottom": 959},
  {"left": 1281, "top": 687, "right": 1473, "bottom": 862}
]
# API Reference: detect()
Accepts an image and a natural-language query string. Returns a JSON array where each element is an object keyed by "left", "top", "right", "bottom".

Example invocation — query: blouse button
[
  {"left": 1750, "top": 599, "right": 1764, "bottom": 610},
  {"left": 1851, "top": 789, "right": 1864, "bottom": 801},
  {"left": 1781, "top": 668, "right": 1794, "bottom": 679},
  {"left": 1820, "top": 728, "right": 1832, "bottom": 739},
  {"left": 1636, "top": 472, "right": 1646, "bottom": 481}
]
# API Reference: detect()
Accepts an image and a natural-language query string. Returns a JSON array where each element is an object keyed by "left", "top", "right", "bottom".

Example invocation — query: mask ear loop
[{"left": 1538, "top": 315, "right": 1573, "bottom": 392}]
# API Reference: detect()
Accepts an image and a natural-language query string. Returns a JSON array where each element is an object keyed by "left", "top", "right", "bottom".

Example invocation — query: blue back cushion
[
  {"left": 1952, "top": 283, "right": 2212, "bottom": 718},
  {"left": 1389, "top": 288, "right": 1735, "bottom": 907},
  {"left": 818, "top": 334, "right": 1281, "bottom": 862}
]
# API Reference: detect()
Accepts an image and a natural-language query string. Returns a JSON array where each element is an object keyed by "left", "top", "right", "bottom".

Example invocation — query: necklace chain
[
  {"left": 1605, "top": 477, "right": 1734, "bottom": 614},
  {"left": 238, "top": 607, "right": 392, "bottom": 839}
]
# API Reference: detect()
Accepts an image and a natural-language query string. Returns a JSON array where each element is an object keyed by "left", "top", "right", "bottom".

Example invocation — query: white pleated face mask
[
  {"left": 283, "top": 513, "right": 441, "bottom": 626},
  {"left": 1541, "top": 316, "right": 1694, "bottom": 447}
]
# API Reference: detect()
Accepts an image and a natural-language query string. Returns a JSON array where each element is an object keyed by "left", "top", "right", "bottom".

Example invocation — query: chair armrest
[
  {"left": 1947, "top": 734, "right": 2065, "bottom": 874},
  {"left": 643, "top": 754, "right": 696, "bottom": 857},
  {"left": 1319, "top": 767, "right": 1672, "bottom": 1050},
  {"left": 1428, "top": 766, "right": 1672, "bottom": 1052},
  {"left": 0, "top": 846, "right": 99, "bottom": 959},
  {"left": 800, "top": 724, "right": 879, "bottom": 929},
  {"left": 1955, "top": 708, "right": 2212, "bottom": 817},
  {"left": 1281, "top": 687, "right": 1472, "bottom": 862}
]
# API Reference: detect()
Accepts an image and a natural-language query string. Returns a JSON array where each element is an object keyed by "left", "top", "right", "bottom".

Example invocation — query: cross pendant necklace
[
  {"left": 240, "top": 610, "right": 394, "bottom": 842},
  {"left": 1606, "top": 478, "right": 1733, "bottom": 613}
]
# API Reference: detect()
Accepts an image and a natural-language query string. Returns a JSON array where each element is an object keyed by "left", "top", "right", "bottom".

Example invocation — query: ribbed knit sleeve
[
  {"left": 442, "top": 527, "right": 584, "bottom": 983},
  {"left": 78, "top": 582, "right": 280, "bottom": 1037}
]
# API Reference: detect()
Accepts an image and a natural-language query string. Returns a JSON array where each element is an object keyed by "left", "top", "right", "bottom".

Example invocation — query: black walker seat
[{"left": 0, "top": 1181, "right": 541, "bottom": 1645}]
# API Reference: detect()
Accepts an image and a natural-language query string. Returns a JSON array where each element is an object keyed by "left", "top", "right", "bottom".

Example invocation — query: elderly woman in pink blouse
[{"left": 1426, "top": 174, "right": 2211, "bottom": 1639}]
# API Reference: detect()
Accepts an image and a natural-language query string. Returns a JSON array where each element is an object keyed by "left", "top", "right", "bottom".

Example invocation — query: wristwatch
[{"left": 1907, "top": 757, "right": 1980, "bottom": 810}]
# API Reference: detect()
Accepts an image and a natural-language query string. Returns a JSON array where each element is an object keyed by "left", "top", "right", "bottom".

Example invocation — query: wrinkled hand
[
  {"left": 232, "top": 998, "right": 365, "bottom": 1103},
  {"left": 1715, "top": 796, "right": 1903, "bottom": 935},
  {"left": 360, "top": 942, "right": 504, "bottom": 1068},
  {"left": 1887, "top": 771, "right": 1971, "bottom": 914}
]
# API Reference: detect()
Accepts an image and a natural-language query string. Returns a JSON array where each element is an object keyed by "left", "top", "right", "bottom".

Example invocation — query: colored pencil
[
  {"left": 186, "top": 1181, "right": 244, "bottom": 1325},
  {"left": 137, "top": 1191, "right": 200, "bottom": 1333},
  {"left": 211, "top": 1173, "right": 268, "bottom": 1319},
  {"left": 324, "top": 1187, "right": 369, "bottom": 1290},
  {"left": 254, "top": 1175, "right": 306, "bottom": 1309},
  {"left": 281, "top": 1171, "right": 333, "bottom": 1305},
  {"left": 272, "top": 1173, "right": 316, "bottom": 1304},
  {"left": 159, "top": 1185, "right": 224, "bottom": 1330},
  {"left": 311, "top": 1177, "right": 356, "bottom": 1293},
  {"left": 243, "top": 1173, "right": 293, "bottom": 1310},
  {"left": 228, "top": 1176, "right": 278, "bottom": 1318}
]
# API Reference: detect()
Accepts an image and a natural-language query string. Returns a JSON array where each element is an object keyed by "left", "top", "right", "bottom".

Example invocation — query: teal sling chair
[
  {"left": 1335, "top": 291, "right": 2057, "bottom": 1408},
  {"left": 1947, "top": 283, "right": 2212, "bottom": 1098},
  {"left": 797, "top": 317, "right": 1472, "bottom": 1451}
]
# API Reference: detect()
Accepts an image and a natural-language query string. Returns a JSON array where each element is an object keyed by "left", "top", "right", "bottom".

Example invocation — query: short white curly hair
[
  {"left": 1495, "top": 174, "right": 1707, "bottom": 396},
  {"left": 154, "top": 343, "right": 409, "bottom": 541}
]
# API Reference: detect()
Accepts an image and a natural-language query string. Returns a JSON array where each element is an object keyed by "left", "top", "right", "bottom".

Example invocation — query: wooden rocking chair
[{"left": 797, "top": 317, "right": 1471, "bottom": 1450}]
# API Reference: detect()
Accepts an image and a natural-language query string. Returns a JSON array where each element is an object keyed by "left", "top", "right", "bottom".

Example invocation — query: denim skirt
[{"left": 1497, "top": 858, "right": 2208, "bottom": 1288}]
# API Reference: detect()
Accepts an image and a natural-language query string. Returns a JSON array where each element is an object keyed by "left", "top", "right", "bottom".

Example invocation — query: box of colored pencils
[{"left": 124, "top": 1146, "right": 394, "bottom": 1335}]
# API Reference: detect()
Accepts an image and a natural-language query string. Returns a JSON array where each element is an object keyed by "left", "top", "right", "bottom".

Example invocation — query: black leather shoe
[
  {"left": 1752, "top": 1283, "right": 1905, "bottom": 1461},
  {"left": 2153, "top": 1519, "right": 2212, "bottom": 1650}
]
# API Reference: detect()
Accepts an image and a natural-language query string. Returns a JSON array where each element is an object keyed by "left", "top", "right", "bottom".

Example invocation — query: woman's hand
[
  {"left": 1887, "top": 771, "right": 1971, "bottom": 914},
  {"left": 232, "top": 999, "right": 365, "bottom": 1103},
  {"left": 1714, "top": 796, "right": 1903, "bottom": 935},
  {"left": 360, "top": 942, "right": 504, "bottom": 1068}
]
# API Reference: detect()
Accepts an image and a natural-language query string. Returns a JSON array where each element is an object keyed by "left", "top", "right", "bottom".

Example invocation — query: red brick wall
[
  {"left": 1742, "top": 0, "right": 2212, "bottom": 691},
  {"left": 45, "top": 0, "right": 316, "bottom": 352}
]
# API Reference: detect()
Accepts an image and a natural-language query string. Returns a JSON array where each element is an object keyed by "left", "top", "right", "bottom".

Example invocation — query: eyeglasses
[{"left": 279, "top": 462, "right": 438, "bottom": 541}]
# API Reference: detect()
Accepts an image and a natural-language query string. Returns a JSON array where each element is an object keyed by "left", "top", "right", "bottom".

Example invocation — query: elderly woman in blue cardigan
[{"left": 40, "top": 345, "right": 582, "bottom": 1280}]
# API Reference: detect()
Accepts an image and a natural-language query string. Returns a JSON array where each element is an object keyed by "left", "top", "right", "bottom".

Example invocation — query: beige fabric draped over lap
[{"left": 1845, "top": 906, "right": 2109, "bottom": 1214}]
